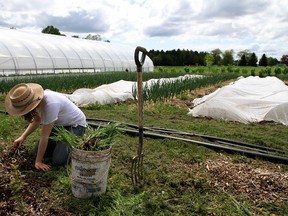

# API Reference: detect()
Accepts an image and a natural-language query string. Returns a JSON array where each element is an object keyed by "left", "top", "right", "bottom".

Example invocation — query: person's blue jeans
[{"left": 34, "top": 125, "right": 86, "bottom": 166}]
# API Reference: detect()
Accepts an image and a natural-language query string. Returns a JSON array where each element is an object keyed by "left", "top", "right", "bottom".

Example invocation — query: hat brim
[{"left": 5, "top": 83, "right": 44, "bottom": 116}]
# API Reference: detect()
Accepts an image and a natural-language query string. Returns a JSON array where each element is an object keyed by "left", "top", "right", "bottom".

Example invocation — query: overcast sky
[{"left": 0, "top": 0, "right": 287, "bottom": 60}]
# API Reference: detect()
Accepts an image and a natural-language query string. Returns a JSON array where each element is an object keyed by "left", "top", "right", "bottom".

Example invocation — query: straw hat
[{"left": 5, "top": 83, "right": 44, "bottom": 116}]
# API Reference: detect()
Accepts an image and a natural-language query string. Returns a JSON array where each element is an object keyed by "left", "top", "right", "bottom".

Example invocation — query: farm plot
[{"left": 0, "top": 73, "right": 288, "bottom": 215}]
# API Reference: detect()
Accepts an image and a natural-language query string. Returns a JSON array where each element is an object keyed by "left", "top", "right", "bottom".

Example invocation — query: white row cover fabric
[
  {"left": 66, "top": 74, "right": 202, "bottom": 106},
  {"left": 0, "top": 28, "right": 154, "bottom": 75},
  {"left": 66, "top": 80, "right": 135, "bottom": 106},
  {"left": 188, "top": 76, "right": 288, "bottom": 126}
]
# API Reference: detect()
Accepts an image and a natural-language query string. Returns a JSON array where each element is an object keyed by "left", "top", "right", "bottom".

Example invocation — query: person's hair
[{"left": 23, "top": 109, "right": 37, "bottom": 122}]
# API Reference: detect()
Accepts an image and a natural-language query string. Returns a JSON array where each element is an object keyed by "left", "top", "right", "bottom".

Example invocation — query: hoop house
[{"left": 0, "top": 28, "right": 154, "bottom": 75}]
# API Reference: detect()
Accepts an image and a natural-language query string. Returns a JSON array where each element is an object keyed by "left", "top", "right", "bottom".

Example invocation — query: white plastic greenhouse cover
[
  {"left": 188, "top": 76, "right": 288, "bottom": 126},
  {"left": 0, "top": 28, "right": 154, "bottom": 75}
]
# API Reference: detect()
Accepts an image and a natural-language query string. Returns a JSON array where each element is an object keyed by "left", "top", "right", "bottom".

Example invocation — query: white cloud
[{"left": 0, "top": 0, "right": 287, "bottom": 59}]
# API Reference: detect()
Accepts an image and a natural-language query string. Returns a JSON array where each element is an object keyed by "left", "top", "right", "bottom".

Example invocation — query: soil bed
[{"left": 0, "top": 147, "right": 72, "bottom": 216}]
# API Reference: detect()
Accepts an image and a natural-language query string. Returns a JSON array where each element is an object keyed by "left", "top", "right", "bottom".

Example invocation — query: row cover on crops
[
  {"left": 65, "top": 74, "right": 239, "bottom": 106},
  {"left": 0, "top": 71, "right": 239, "bottom": 103}
]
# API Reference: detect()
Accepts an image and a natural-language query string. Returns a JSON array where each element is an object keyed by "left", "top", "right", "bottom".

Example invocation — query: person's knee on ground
[
  {"left": 33, "top": 140, "right": 56, "bottom": 158},
  {"left": 52, "top": 141, "right": 72, "bottom": 166}
]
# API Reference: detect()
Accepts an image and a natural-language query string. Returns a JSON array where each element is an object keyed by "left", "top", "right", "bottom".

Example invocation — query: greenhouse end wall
[{"left": 0, "top": 28, "right": 154, "bottom": 76}]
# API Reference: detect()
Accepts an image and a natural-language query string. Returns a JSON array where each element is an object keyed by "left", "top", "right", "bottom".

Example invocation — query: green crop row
[
  {"left": 135, "top": 73, "right": 239, "bottom": 102},
  {"left": 0, "top": 71, "right": 238, "bottom": 103},
  {"left": 1, "top": 68, "right": 287, "bottom": 103},
  {"left": 0, "top": 71, "right": 189, "bottom": 93}
]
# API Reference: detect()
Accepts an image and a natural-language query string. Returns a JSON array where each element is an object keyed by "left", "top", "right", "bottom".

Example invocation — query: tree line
[{"left": 148, "top": 48, "right": 288, "bottom": 67}]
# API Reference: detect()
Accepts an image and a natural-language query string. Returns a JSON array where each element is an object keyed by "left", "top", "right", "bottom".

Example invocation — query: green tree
[
  {"left": 280, "top": 55, "right": 288, "bottom": 66},
  {"left": 152, "top": 55, "right": 163, "bottom": 66},
  {"left": 237, "top": 49, "right": 251, "bottom": 62},
  {"left": 162, "top": 53, "right": 175, "bottom": 66},
  {"left": 222, "top": 49, "right": 234, "bottom": 66},
  {"left": 205, "top": 53, "right": 214, "bottom": 70},
  {"left": 248, "top": 53, "right": 258, "bottom": 66},
  {"left": 211, "top": 48, "right": 222, "bottom": 65},
  {"left": 259, "top": 54, "right": 268, "bottom": 66},
  {"left": 238, "top": 54, "right": 247, "bottom": 66},
  {"left": 148, "top": 49, "right": 208, "bottom": 66},
  {"left": 42, "top": 25, "right": 61, "bottom": 35},
  {"left": 267, "top": 57, "right": 279, "bottom": 66}
]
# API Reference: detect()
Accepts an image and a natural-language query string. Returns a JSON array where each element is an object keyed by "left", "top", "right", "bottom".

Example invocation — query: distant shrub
[
  {"left": 233, "top": 68, "right": 240, "bottom": 73},
  {"left": 197, "top": 67, "right": 205, "bottom": 74},
  {"left": 156, "top": 67, "right": 164, "bottom": 72},
  {"left": 227, "top": 66, "right": 233, "bottom": 73},
  {"left": 191, "top": 69, "right": 198, "bottom": 74},
  {"left": 211, "top": 67, "right": 220, "bottom": 73},
  {"left": 250, "top": 68, "right": 256, "bottom": 76},
  {"left": 241, "top": 68, "right": 248, "bottom": 74},
  {"left": 274, "top": 67, "right": 282, "bottom": 76},
  {"left": 259, "top": 69, "right": 265, "bottom": 77},
  {"left": 184, "top": 67, "right": 190, "bottom": 73},
  {"left": 265, "top": 67, "right": 272, "bottom": 76},
  {"left": 170, "top": 68, "right": 176, "bottom": 73}
]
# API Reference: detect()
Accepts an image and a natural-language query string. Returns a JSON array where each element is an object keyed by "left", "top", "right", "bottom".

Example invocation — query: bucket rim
[
  {"left": 71, "top": 146, "right": 112, "bottom": 161},
  {"left": 72, "top": 146, "right": 112, "bottom": 154}
]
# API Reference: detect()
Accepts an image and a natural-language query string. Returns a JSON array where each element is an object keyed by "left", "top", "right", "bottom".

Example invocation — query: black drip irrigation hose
[
  {"left": 86, "top": 117, "right": 288, "bottom": 155},
  {"left": 1, "top": 112, "right": 287, "bottom": 165},
  {"left": 87, "top": 119, "right": 288, "bottom": 165},
  {"left": 214, "top": 140, "right": 273, "bottom": 155},
  {"left": 145, "top": 127, "right": 288, "bottom": 155}
]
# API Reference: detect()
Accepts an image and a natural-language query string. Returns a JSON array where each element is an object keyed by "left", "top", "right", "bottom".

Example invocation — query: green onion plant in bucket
[{"left": 53, "top": 122, "right": 121, "bottom": 198}]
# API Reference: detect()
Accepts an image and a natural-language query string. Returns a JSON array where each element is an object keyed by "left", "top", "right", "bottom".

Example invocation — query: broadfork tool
[{"left": 131, "top": 46, "right": 147, "bottom": 186}]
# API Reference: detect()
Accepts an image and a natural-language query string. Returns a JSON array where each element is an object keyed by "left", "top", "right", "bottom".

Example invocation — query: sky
[{"left": 0, "top": 0, "right": 287, "bottom": 60}]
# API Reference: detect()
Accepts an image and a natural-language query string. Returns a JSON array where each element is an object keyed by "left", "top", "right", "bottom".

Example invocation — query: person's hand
[
  {"left": 13, "top": 137, "right": 25, "bottom": 149},
  {"left": 35, "top": 162, "right": 50, "bottom": 171}
]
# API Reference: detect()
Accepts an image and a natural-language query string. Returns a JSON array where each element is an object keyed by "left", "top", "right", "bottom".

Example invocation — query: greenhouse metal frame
[{"left": 0, "top": 28, "right": 154, "bottom": 76}]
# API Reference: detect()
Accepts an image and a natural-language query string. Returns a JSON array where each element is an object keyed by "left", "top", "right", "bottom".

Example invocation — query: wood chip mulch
[{"left": 205, "top": 156, "right": 288, "bottom": 202}]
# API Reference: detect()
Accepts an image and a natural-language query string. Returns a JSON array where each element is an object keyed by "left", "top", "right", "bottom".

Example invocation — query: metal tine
[
  {"left": 131, "top": 156, "right": 138, "bottom": 185},
  {"left": 131, "top": 153, "right": 144, "bottom": 185}
]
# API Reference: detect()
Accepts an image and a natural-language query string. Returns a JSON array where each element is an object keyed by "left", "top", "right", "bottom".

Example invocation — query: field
[{"left": 0, "top": 69, "right": 288, "bottom": 215}]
